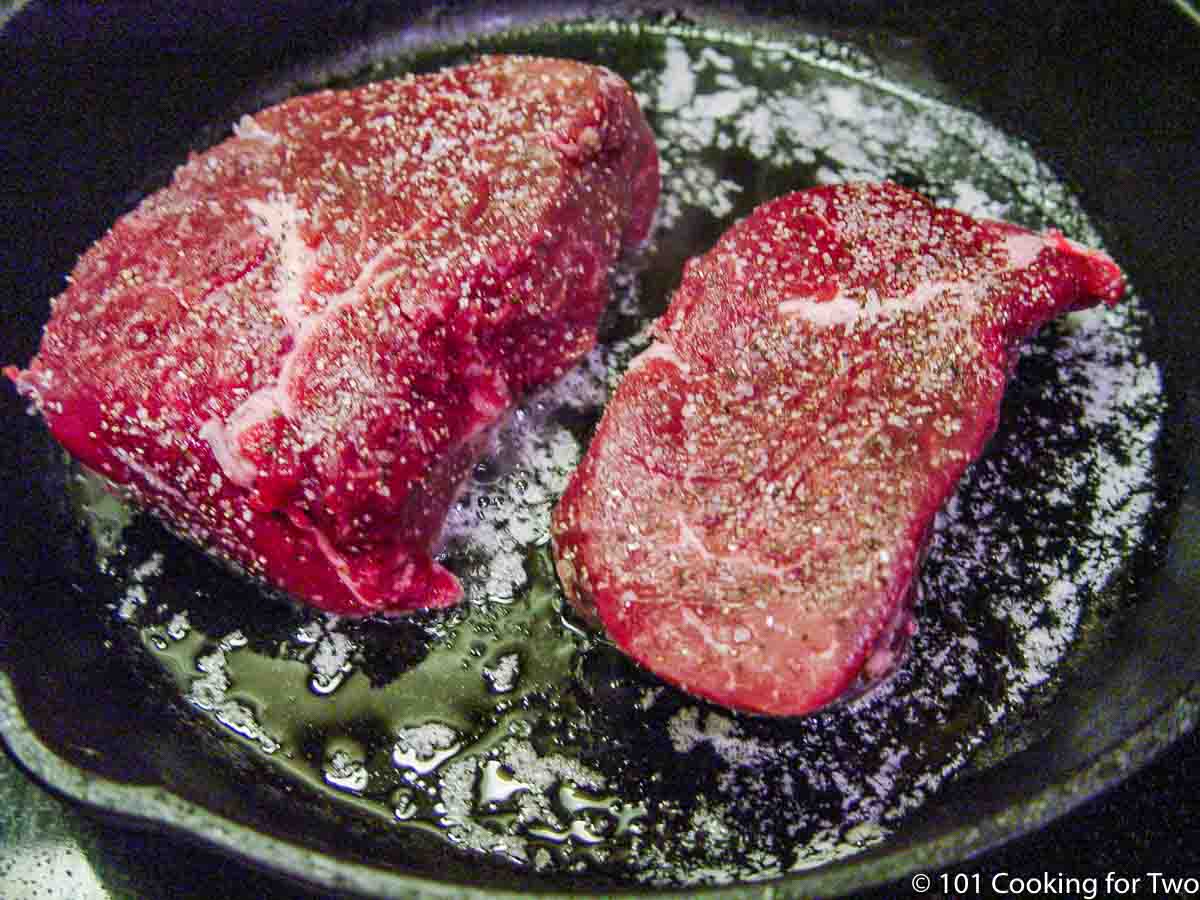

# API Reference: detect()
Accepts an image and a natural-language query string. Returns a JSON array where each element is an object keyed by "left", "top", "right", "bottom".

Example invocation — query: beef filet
[
  {"left": 551, "top": 182, "right": 1124, "bottom": 717},
  {"left": 9, "top": 55, "right": 659, "bottom": 615}
]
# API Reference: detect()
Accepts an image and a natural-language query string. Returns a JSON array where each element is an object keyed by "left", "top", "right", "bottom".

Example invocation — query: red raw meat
[
  {"left": 551, "top": 182, "right": 1124, "bottom": 717},
  {"left": 9, "top": 55, "right": 659, "bottom": 615}
]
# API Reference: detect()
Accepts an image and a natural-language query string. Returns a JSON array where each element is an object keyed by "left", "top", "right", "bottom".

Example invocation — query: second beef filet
[
  {"left": 10, "top": 56, "right": 659, "bottom": 615},
  {"left": 551, "top": 182, "right": 1124, "bottom": 716}
]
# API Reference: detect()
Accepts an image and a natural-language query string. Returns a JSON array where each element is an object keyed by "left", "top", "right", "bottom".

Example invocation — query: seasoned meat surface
[
  {"left": 551, "top": 183, "right": 1124, "bottom": 716},
  {"left": 10, "top": 55, "right": 659, "bottom": 615}
]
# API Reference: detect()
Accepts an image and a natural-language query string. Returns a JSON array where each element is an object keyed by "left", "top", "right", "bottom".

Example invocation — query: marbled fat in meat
[
  {"left": 10, "top": 55, "right": 659, "bottom": 615},
  {"left": 551, "top": 183, "right": 1124, "bottom": 717}
]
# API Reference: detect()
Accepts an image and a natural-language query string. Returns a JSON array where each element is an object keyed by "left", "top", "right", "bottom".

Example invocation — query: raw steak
[
  {"left": 9, "top": 55, "right": 659, "bottom": 615},
  {"left": 551, "top": 182, "right": 1124, "bottom": 717}
]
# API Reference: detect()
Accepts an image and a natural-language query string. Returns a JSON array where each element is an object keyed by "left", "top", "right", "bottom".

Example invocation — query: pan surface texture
[{"left": 1, "top": 1, "right": 1197, "bottom": 897}]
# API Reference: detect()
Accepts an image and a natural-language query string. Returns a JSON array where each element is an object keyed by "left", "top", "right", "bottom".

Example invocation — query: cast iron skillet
[{"left": 1, "top": 1, "right": 1198, "bottom": 896}]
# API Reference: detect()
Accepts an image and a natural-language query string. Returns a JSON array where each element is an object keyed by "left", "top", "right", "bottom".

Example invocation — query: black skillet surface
[{"left": 2, "top": 1, "right": 1199, "bottom": 897}]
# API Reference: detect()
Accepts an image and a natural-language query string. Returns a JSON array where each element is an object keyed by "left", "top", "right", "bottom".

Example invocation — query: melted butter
[{"left": 76, "top": 17, "right": 1169, "bottom": 889}]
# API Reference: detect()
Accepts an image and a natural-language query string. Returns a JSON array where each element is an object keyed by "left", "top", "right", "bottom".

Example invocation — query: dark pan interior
[{"left": 1, "top": 1, "right": 1198, "bottom": 897}]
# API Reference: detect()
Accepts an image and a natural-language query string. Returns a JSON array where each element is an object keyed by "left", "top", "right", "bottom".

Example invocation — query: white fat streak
[
  {"left": 204, "top": 202, "right": 424, "bottom": 486},
  {"left": 201, "top": 195, "right": 319, "bottom": 485},
  {"left": 199, "top": 390, "right": 287, "bottom": 489},
  {"left": 777, "top": 292, "right": 874, "bottom": 327},
  {"left": 243, "top": 196, "right": 314, "bottom": 330},
  {"left": 306, "top": 523, "right": 380, "bottom": 609},
  {"left": 199, "top": 418, "right": 257, "bottom": 487},
  {"left": 674, "top": 515, "right": 791, "bottom": 581},
  {"left": 679, "top": 607, "right": 738, "bottom": 662},
  {"left": 233, "top": 114, "right": 281, "bottom": 145},
  {"left": 777, "top": 230, "right": 1050, "bottom": 329},
  {"left": 778, "top": 278, "right": 984, "bottom": 328},
  {"left": 1001, "top": 231, "right": 1047, "bottom": 269},
  {"left": 626, "top": 339, "right": 691, "bottom": 375},
  {"left": 273, "top": 239, "right": 411, "bottom": 407}
]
